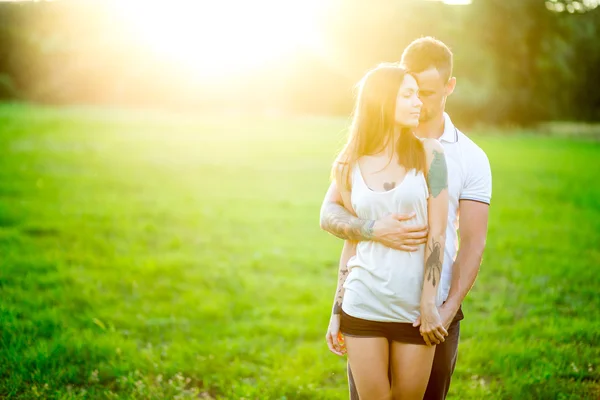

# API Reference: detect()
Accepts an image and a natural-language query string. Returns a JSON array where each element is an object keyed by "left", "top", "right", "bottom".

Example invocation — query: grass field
[{"left": 0, "top": 103, "right": 599, "bottom": 399}]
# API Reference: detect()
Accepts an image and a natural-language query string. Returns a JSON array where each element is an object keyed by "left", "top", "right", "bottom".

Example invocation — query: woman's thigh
[
  {"left": 389, "top": 341, "right": 436, "bottom": 400},
  {"left": 345, "top": 336, "right": 391, "bottom": 400}
]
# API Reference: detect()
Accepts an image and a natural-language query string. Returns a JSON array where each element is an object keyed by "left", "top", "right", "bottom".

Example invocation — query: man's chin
[{"left": 419, "top": 110, "right": 443, "bottom": 123}]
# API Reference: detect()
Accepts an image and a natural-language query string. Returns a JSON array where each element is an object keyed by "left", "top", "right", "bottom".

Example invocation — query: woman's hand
[
  {"left": 416, "top": 304, "right": 448, "bottom": 346},
  {"left": 325, "top": 314, "right": 346, "bottom": 356}
]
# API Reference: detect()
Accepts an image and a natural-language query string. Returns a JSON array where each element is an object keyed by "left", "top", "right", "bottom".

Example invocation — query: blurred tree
[
  {"left": 546, "top": 0, "right": 600, "bottom": 12},
  {"left": 0, "top": 0, "right": 599, "bottom": 123}
]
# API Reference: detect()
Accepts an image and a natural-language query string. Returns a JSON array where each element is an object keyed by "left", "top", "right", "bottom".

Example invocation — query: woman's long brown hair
[{"left": 332, "top": 64, "right": 426, "bottom": 191}]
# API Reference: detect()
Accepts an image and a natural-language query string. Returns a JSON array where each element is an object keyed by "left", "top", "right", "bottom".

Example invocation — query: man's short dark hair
[{"left": 400, "top": 37, "right": 453, "bottom": 82}]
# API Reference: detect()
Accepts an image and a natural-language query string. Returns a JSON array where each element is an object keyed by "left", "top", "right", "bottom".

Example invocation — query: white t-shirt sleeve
[{"left": 460, "top": 147, "right": 492, "bottom": 204}]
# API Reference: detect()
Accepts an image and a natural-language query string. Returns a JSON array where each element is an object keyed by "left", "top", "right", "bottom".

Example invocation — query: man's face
[{"left": 412, "top": 67, "right": 455, "bottom": 123}]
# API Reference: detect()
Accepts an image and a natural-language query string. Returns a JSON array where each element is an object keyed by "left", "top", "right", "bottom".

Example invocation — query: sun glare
[
  {"left": 442, "top": 0, "right": 472, "bottom": 4},
  {"left": 114, "top": 0, "right": 323, "bottom": 79}
]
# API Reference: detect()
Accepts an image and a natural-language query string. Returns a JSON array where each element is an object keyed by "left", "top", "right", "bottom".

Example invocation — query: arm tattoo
[
  {"left": 427, "top": 150, "right": 448, "bottom": 198},
  {"left": 425, "top": 238, "right": 443, "bottom": 287},
  {"left": 333, "top": 266, "right": 350, "bottom": 315},
  {"left": 321, "top": 202, "right": 375, "bottom": 241}
]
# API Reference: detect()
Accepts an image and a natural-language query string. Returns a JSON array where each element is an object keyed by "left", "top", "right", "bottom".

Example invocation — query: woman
[{"left": 325, "top": 64, "right": 449, "bottom": 399}]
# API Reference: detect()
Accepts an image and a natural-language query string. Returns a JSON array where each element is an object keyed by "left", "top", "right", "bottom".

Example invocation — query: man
[{"left": 320, "top": 37, "right": 492, "bottom": 399}]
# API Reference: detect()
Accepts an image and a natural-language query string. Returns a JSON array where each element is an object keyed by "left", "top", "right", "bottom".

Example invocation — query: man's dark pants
[{"left": 347, "top": 306, "right": 464, "bottom": 400}]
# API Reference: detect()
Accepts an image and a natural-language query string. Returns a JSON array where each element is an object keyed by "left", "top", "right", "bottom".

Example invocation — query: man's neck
[{"left": 415, "top": 112, "right": 445, "bottom": 140}]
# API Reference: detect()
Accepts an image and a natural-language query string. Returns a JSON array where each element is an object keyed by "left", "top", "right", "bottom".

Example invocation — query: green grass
[{"left": 0, "top": 103, "right": 599, "bottom": 399}]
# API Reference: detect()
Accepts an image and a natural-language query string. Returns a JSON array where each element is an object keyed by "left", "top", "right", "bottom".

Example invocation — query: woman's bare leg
[
  {"left": 389, "top": 341, "right": 436, "bottom": 400},
  {"left": 345, "top": 336, "right": 391, "bottom": 400}
]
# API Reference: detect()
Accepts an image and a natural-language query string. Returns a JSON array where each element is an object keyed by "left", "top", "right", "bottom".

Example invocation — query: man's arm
[
  {"left": 319, "top": 181, "right": 428, "bottom": 250},
  {"left": 443, "top": 200, "right": 490, "bottom": 318},
  {"left": 319, "top": 181, "right": 376, "bottom": 241}
]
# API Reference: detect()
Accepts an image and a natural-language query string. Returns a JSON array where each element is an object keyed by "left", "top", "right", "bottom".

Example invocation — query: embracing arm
[
  {"left": 319, "top": 181, "right": 375, "bottom": 241},
  {"left": 319, "top": 181, "right": 428, "bottom": 250},
  {"left": 443, "top": 200, "right": 489, "bottom": 314}
]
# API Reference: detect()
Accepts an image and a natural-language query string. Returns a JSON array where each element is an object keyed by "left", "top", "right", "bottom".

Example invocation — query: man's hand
[
  {"left": 373, "top": 212, "right": 428, "bottom": 251},
  {"left": 438, "top": 301, "right": 459, "bottom": 330}
]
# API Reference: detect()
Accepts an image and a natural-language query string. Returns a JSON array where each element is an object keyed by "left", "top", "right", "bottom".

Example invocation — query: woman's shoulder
[
  {"left": 420, "top": 138, "right": 444, "bottom": 154},
  {"left": 421, "top": 138, "right": 445, "bottom": 165}
]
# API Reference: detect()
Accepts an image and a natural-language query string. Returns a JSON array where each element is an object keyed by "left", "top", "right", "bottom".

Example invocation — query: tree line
[{"left": 0, "top": 0, "right": 599, "bottom": 125}]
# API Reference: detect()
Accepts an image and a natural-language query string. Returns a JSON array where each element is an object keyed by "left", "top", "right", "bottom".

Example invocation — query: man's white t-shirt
[{"left": 438, "top": 112, "right": 492, "bottom": 302}]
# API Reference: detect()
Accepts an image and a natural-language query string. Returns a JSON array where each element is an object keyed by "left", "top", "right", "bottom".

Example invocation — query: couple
[{"left": 319, "top": 37, "right": 492, "bottom": 399}]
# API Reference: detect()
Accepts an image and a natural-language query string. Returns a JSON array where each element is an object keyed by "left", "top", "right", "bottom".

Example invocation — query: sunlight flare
[{"left": 114, "top": 0, "right": 323, "bottom": 78}]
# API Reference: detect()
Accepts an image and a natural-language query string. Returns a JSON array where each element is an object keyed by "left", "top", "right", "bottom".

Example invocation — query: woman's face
[{"left": 395, "top": 74, "right": 422, "bottom": 128}]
